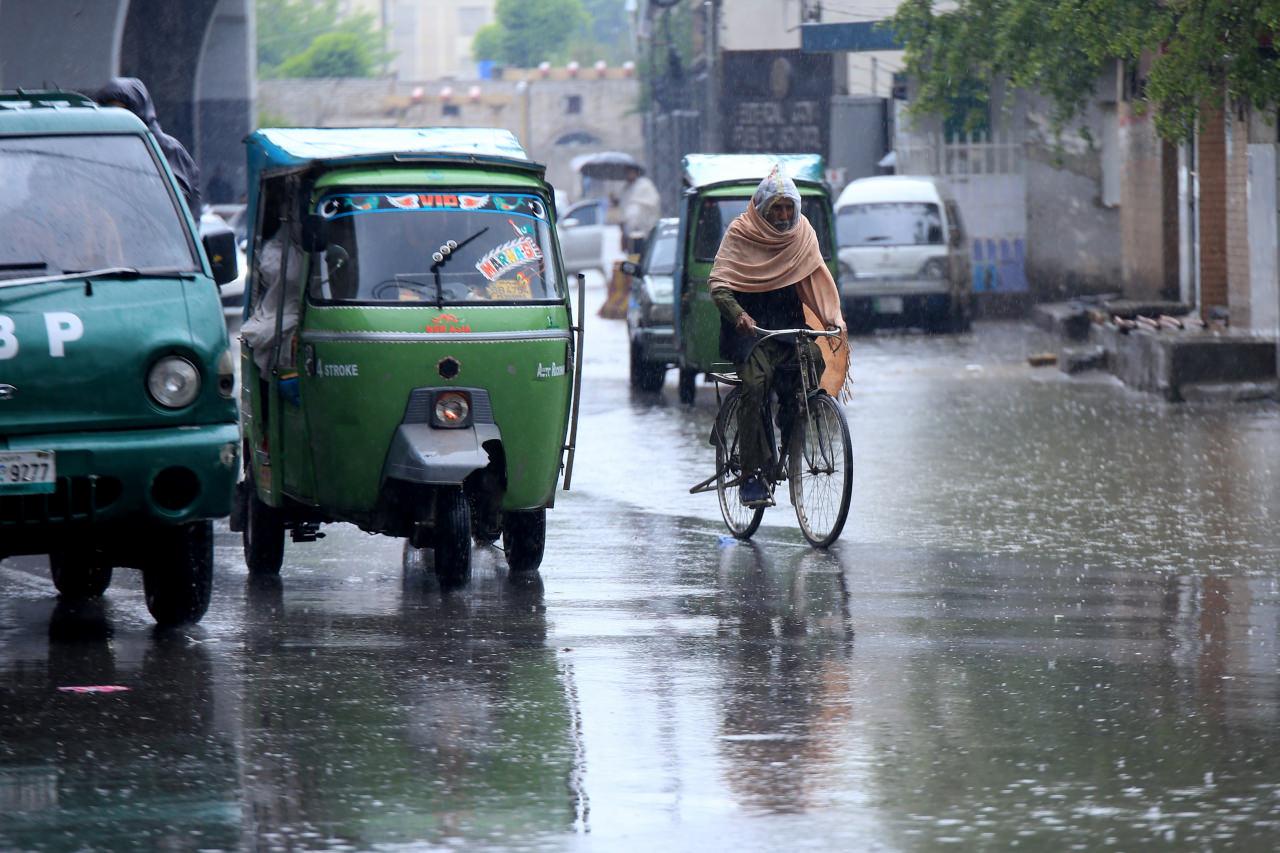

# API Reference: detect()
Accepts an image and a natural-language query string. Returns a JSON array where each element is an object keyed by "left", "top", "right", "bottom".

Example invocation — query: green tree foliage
[
  {"left": 258, "top": 0, "right": 391, "bottom": 79},
  {"left": 891, "top": 0, "right": 1280, "bottom": 141},
  {"left": 471, "top": 0, "right": 600, "bottom": 67}
]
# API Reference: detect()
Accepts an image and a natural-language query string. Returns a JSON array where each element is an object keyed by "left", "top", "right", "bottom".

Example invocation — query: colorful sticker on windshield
[
  {"left": 476, "top": 236, "right": 542, "bottom": 281},
  {"left": 318, "top": 192, "right": 547, "bottom": 221},
  {"left": 488, "top": 276, "right": 534, "bottom": 300}
]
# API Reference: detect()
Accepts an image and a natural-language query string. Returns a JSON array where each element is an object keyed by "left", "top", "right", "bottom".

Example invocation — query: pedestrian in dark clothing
[{"left": 95, "top": 77, "right": 202, "bottom": 218}]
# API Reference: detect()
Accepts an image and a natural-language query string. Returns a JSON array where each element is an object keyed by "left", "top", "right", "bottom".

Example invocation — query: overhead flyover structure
[{"left": 0, "top": 0, "right": 253, "bottom": 205}]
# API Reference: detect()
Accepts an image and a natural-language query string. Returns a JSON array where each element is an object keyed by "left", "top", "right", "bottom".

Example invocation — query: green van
[
  {"left": 0, "top": 91, "right": 240, "bottom": 625},
  {"left": 672, "top": 154, "right": 840, "bottom": 404}
]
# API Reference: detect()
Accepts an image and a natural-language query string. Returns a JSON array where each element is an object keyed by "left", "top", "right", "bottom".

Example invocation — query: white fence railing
[{"left": 896, "top": 132, "right": 1023, "bottom": 178}]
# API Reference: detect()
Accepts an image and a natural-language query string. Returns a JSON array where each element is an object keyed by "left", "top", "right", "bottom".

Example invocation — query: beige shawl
[{"left": 710, "top": 200, "right": 851, "bottom": 398}]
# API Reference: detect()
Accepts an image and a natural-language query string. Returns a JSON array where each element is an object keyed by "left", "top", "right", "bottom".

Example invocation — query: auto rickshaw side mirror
[
  {"left": 201, "top": 225, "right": 239, "bottom": 286},
  {"left": 619, "top": 260, "right": 640, "bottom": 278},
  {"left": 301, "top": 213, "right": 328, "bottom": 252}
]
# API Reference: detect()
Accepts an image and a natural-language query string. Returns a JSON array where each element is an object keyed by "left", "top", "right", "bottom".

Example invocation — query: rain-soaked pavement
[{"left": 5, "top": 280, "right": 1280, "bottom": 850}]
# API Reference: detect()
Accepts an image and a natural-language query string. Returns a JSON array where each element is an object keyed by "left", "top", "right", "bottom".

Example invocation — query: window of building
[
  {"left": 442, "top": 103, "right": 460, "bottom": 117},
  {"left": 565, "top": 95, "right": 582, "bottom": 115}
]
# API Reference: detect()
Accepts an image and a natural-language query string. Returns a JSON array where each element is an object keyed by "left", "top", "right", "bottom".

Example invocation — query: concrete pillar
[
  {"left": 196, "top": 0, "right": 255, "bottom": 204},
  {"left": 0, "top": 0, "right": 127, "bottom": 91}
]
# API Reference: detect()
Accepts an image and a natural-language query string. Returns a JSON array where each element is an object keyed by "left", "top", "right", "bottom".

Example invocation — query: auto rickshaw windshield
[
  {"left": 691, "top": 195, "right": 833, "bottom": 262},
  {"left": 310, "top": 190, "right": 563, "bottom": 304}
]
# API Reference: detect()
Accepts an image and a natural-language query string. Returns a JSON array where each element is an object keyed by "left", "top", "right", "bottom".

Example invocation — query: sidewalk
[{"left": 1033, "top": 300, "right": 1278, "bottom": 402}]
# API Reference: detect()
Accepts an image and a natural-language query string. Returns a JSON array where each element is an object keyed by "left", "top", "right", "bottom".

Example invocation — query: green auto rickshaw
[
  {"left": 233, "top": 128, "right": 583, "bottom": 586},
  {"left": 671, "top": 154, "right": 840, "bottom": 404}
]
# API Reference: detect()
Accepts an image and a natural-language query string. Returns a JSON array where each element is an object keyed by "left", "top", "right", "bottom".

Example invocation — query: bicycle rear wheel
[
  {"left": 716, "top": 388, "right": 765, "bottom": 539},
  {"left": 788, "top": 392, "right": 852, "bottom": 547}
]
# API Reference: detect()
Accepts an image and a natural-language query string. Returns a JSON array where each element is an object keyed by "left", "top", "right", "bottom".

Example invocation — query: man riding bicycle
[{"left": 710, "top": 167, "right": 847, "bottom": 507}]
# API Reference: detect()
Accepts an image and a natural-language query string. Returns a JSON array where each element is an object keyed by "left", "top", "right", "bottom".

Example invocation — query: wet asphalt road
[{"left": 5, "top": 279, "right": 1280, "bottom": 850}]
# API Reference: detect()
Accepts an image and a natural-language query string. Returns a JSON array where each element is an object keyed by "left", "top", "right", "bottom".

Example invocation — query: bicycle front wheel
[
  {"left": 716, "top": 388, "right": 765, "bottom": 539},
  {"left": 788, "top": 393, "right": 852, "bottom": 547}
]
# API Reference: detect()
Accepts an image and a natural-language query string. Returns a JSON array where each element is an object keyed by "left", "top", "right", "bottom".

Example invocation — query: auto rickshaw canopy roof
[
  {"left": 246, "top": 127, "right": 542, "bottom": 180},
  {"left": 681, "top": 153, "right": 827, "bottom": 191}
]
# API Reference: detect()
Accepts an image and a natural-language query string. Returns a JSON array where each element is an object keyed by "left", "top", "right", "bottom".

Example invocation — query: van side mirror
[
  {"left": 301, "top": 213, "right": 328, "bottom": 252},
  {"left": 201, "top": 224, "right": 239, "bottom": 286}
]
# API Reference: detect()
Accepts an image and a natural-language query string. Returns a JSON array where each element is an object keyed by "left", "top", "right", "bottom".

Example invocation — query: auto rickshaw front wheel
[
  {"left": 244, "top": 478, "right": 285, "bottom": 576},
  {"left": 142, "top": 521, "right": 213, "bottom": 625},
  {"left": 502, "top": 509, "right": 546, "bottom": 574},
  {"left": 434, "top": 487, "right": 473, "bottom": 587}
]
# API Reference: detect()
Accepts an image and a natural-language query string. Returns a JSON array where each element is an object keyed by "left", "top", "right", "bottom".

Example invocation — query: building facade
[{"left": 346, "top": 0, "right": 495, "bottom": 80}]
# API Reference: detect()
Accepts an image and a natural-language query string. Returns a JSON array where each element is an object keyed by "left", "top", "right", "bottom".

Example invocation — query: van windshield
[
  {"left": 837, "top": 202, "right": 943, "bottom": 247},
  {"left": 311, "top": 191, "right": 563, "bottom": 303},
  {"left": 0, "top": 135, "right": 198, "bottom": 279},
  {"left": 692, "top": 196, "right": 833, "bottom": 262}
]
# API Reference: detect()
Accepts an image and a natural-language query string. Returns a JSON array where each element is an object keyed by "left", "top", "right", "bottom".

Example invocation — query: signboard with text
[{"left": 721, "top": 50, "right": 833, "bottom": 156}]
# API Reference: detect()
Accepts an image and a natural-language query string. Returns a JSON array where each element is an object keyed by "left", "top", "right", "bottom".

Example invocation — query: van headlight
[
  {"left": 148, "top": 356, "right": 201, "bottom": 408},
  {"left": 921, "top": 258, "right": 949, "bottom": 279}
]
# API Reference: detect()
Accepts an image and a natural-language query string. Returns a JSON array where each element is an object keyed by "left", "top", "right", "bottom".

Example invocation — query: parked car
[
  {"left": 834, "top": 175, "right": 972, "bottom": 333},
  {"left": 556, "top": 197, "right": 624, "bottom": 276},
  {"left": 0, "top": 90, "right": 240, "bottom": 625},
  {"left": 622, "top": 218, "right": 680, "bottom": 391}
]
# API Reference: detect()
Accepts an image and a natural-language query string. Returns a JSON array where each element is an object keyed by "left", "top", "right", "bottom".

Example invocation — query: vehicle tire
[
  {"left": 143, "top": 520, "right": 214, "bottom": 625},
  {"left": 49, "top": 546, "right": 113, "bottom": 599},
  {"left": 502, "top": 508, "right": 546, "bottom": 574},
  {"left": 715, "top": 388, "right": 765, "bottom": 540},
  {"left": 244, "top": 480, "right": 285, "bottom": 576},
  {"left": 433, "top": 487, "right": 472, "bottom": 587},
  {"left": 788, "top": 393, "right": 852, "bottom": 548},
  {"left": 630, "top": 341, "right": 667, "bottom": 392},
  {"left": 678, "top": 368, "right": 698, "bottom": 405}
]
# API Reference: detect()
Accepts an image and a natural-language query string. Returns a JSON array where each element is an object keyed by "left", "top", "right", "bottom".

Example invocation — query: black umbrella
[{"left": 571, "top": 151, "right": 643, "bottom": 180}]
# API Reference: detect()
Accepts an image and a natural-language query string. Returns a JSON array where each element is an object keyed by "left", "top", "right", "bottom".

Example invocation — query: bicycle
[{"left": 689, "top": 326, "right": 853, "bottom": 547}]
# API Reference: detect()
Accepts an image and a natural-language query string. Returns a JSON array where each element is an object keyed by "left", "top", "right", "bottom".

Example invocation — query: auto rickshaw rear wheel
[
  {"left": 434, "top": 487, "right": 472, "bottom": 587},
  {"left": 142, "top": 520, "right": 213, "bottom": 626},
  {"left": 49, "top": 545, "right": 113, "bottom": 599},
  {"left": 244, "top": 476, "right": 285, "bottom": 576},
  {"left": 502, "top": 509, "right": 546, "bottom": 574}
]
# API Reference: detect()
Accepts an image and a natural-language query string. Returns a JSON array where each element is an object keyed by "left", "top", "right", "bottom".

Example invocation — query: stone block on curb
[{"left": 1059, "top": 344, "right": 1107, "bottom": 374}]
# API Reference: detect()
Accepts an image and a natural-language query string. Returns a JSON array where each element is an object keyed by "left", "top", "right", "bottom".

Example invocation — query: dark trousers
[{"left": 735, "top": 338, "right": 822, "bottom": 478}]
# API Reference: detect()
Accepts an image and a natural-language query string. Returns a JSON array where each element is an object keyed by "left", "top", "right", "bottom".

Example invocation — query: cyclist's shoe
[{"left": 739, "top": 474, "right": 770, "bottom": 507}]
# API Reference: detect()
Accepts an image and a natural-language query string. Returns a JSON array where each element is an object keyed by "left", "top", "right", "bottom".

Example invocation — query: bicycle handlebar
[{"left": 752, "top": 325, "right": 843, "bottom": 340}]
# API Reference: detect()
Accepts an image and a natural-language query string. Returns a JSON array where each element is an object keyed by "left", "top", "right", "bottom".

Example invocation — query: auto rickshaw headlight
[
  {"left": 433, "top": 391, "right": 471, "bottom": 428},
  {"left": 148, "top": 356, "right": 202, "bottom": 409}
]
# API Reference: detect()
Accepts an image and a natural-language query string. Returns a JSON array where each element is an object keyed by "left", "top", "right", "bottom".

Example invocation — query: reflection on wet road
[{"left": 5, "top": 288, "right": 1280, "bottom": 850}]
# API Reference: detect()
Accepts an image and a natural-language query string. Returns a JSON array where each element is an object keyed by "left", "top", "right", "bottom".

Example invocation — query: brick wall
[{"left": 1198, "top": 103, "right": 1229, "bottom": 314}]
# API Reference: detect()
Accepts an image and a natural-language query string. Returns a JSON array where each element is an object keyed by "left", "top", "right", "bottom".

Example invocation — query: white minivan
[{"left": 834, "top": 175, "right": 971, "bottom": 332}]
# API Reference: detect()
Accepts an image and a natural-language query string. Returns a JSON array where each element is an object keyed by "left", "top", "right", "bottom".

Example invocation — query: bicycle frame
[{"left": 690, "top": 325, "right": 843, "bottom": 496}]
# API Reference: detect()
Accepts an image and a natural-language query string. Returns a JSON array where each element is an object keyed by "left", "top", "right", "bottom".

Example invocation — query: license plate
[
  {"left": 0, "top": 451, "right": 56, "bottom": 494},
  {"left": 874, "top": 296, "right": 904, "bottom": 314}
]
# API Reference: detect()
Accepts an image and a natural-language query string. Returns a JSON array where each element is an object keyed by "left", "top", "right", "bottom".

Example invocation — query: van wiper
[
  {"left": 429, "top": 227, "right": 489, "bottom": 308},
  {"left": 0, "top": 266, "right": 197, "bottom": 295},
  {"left": 0, "top": 261, "right": 48, "bottom": 281}
]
